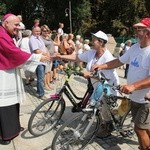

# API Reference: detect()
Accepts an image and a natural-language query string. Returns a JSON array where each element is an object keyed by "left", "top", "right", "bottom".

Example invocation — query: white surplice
[{"left": 0, "top": 54, "right": 41, "bottom": 107}]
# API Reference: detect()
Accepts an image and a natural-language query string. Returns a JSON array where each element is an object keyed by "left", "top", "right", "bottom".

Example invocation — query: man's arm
[
  {"left": 92, "top": 59, "right": 124, "bottom": 71},
  {"left": 55, "top": 53, "right": 81, "bottom": 62},
  {"left": 133, "top": 76, "right": 150, "bottom": 90},
  {"left": 120, "top": 76, "right": 150, "bottom": 94},
  {"left": 34, "top": 49, "right": 48, "bottom": 56},
  {"left": 34, "top": 49, "right": 42, "bottom": 54}
]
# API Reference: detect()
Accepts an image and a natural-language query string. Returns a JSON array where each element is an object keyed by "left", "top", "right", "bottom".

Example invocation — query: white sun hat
[{"left": 91, "top": 30, "right": 108, "bottom": 42}]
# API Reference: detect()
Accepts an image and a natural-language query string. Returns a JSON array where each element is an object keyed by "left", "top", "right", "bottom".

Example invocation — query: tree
[
  {"left": 0, "top": 2, "right": 6, "bottom": 20},
  {"left": 0, "top": 0, "right": 150, "bottom": 38},
  {"left": 71, "top": 0, "right": 93, "bottom": 36},
  {"left": 90, "top": 0, "right": 149, "bottom": 37}
]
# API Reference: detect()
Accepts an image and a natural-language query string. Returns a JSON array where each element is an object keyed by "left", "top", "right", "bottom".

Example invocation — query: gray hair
[
  {"left": 84, "top": 39, "right": 90, "bottom": 44},
  {"left": 22, "top": 30, "right": 32, "bottom": 37}
]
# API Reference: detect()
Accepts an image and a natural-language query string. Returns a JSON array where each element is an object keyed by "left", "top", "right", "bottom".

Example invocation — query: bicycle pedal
[
  {"left": 82, "top": 108, "right": 93, "bottom": 112},
  {"left": 71, "top": 107, "right": 82, "bottom": 113}
]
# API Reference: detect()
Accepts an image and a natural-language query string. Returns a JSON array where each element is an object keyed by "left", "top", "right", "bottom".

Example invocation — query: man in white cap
[
  {"left": 54, "top": 30, "right": 120, "bottom": 137},
  {"left": 92, "top": 19, "right": 150, "bottom": 150}
]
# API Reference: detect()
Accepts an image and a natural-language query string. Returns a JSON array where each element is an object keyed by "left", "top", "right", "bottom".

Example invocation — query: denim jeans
[{"left": 36, "top": 65, "right": 45, "bottom": 96}]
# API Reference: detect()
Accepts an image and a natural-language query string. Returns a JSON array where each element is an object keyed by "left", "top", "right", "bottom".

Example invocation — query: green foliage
[
  {"left": 72, "top": 0, "right": 93, "bottom": 36},
  {"left": 0, "top": 0, "right": 149, "bottom": 37},
  {"left": 0, "top": 2, "right": 6, "bottom": 19},
  {"left": 0, "top": 3, "right": 6, "bottom": 13}
]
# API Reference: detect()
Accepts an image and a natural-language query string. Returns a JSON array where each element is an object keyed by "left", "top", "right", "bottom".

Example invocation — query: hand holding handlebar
[
  {"left": 92, "top": 69, "right": 110, "bottom": 81},
  {"left": 119, "top": 84, "right": 135, "bottom": 94},
  {"left": 91, "top": 64, "right": 102, "bottom": 72}
]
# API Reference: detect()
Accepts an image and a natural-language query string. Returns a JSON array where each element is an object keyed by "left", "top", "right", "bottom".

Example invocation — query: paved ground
[{"left": 0, "top": 68, "right": 139, "bottom": 150}]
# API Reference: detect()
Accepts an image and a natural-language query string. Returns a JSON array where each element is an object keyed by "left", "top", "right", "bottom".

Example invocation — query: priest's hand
[{"left": 40, "top": 55, "right": 50, "bottom": 62}]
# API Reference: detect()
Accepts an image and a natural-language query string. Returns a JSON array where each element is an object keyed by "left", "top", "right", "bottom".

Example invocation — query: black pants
[{"left": 0, "top": 103, "right": 20, "bottom": 140}]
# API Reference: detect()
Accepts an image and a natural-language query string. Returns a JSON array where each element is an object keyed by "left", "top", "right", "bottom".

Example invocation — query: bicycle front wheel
[
  {"left": 28, "top": 97, "right": 65, "bottom": 137},
  {"left": 52, "top": 112, "right": 100, "bottom": 150}
]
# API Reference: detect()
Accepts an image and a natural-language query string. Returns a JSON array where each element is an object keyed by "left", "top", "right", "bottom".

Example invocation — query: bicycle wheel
[
  {"left": 119, "top": 108, "right": 135, "bottom": 138},
  {"left": 52, "top": 111, "right": 100, "bottom": 150},
  {"left": 28, "top": 97, "right": 65, "bottom": 136}
]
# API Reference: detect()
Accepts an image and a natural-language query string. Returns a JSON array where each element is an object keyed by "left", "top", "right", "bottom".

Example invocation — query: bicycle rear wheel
[
  {"left": 119, "top": 108, "right": 135, "bottom": 138},
  {"left": 28, "top": 97, "right": 65, "bottom": 136},
  {"left": 52, "top": 111, "right": 100, "bottom": 150}
]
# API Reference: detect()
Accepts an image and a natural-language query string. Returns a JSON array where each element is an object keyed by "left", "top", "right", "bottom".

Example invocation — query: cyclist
[
  {"left": 92, "top": 18, "right": 150, "bottom": 150},
  {"left": 54, "top": 30, "right": 120, "bottom": 138}
]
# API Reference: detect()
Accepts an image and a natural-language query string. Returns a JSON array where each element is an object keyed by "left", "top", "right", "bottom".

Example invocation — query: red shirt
[{"left": 0, "top": 26, "right": 31, "bottom": 70}]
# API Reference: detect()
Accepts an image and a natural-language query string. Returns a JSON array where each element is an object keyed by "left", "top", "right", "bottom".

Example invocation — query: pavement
[{"left": 0, "top": 68, "right": 139, "bottom": 150}]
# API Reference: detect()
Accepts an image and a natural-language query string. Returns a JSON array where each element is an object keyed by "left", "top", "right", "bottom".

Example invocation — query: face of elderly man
[
  {"left": 32, "top": 26, "right": 41, "bottom": 37},
  {"left": 3, "top": 15, "right": 20, "bottom": 37}
]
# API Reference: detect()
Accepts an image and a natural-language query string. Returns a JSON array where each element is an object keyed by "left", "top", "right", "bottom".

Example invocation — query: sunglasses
[
  {"left": 42, "top": 30, "right": 49, "bottom": 32},
  {"left": 134, "top": 27, "right": 147, "bottom": 31}
]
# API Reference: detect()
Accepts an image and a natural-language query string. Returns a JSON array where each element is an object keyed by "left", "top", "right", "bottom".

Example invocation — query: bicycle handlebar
[
  {"left": 74, "top": 72, "right": 84, "bottom": 76},
  {"left": 92, "top": 69, "right": 110, "bottom": 82},
  {"left": 63, "top": 66, "right": 84, "bottom": 77},
  {"left": 93, "top": 69, "right": 132, "bottom": 96}
]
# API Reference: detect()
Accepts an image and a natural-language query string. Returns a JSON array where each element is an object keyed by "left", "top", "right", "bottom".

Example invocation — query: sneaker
[
  {"left": 138, "top": 146, "right": 150, "bottom": 150},
  {"left": 0, "top": 139, "right": 11, "bottom": 145},
  {"left": 96, "top": 129, "right": 111, "bottom": 138},
  {"left": 96, "top": 121, "right": 114, "bottom": 138},
  {"left": 25, "top": 81, "right": 31, "bottom": 85},
  {"left": 106, "top": 121, "right": 114, "bottom": 132},
  {"left": 20, "top": 127, "right": 24, "bottom": 132},
  {"left": 25, "top": 79, "right": 31, "bottom": 85},
  {"left": 48, "top": 85, "right": 54, "bottom": 90},
  {"left": 38, "top": 95, "right": 48, "bottom": 101},
  {"left": 44, "top": 87, "right": 52, "bottom": 91},
  {"left": 29, "top": 78, "right": 34, "bottom": 82}
]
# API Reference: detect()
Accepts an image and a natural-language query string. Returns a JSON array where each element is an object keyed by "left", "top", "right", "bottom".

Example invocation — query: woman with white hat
[{"left": 54, "top": 30, "right": 120, "bottom": 138}]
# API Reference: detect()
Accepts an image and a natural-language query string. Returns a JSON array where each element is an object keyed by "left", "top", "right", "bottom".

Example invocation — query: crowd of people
[
  {"left": 0, "top": 13, "right": 92, "bottom": 145},
  {"left": 15, "top": 18, "right": 92, "bottom": 100},
  {"left": 0, "top": 13, "right": 149, "bottom": 150}
]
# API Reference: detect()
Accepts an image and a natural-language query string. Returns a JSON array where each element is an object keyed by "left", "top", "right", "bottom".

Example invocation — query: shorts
[
  {"left": 52, "top": 60, "right": 60, "bottom": 70},
  {"left": 45, "top": 61, "right": 52, "bottom": 73},
  {"left": 131, "top": 101, "right": 150, "bottom": 129}
]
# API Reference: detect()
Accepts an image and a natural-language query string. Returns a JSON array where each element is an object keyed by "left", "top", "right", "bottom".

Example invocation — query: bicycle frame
[
  {"left": 73, "top": 77, "right": 132, "bottom": 139},
  {"left": 50, "top": 72, "right": 93, "bottom": 111},
  {"left": 102, "top": 95, "right": 130, "bottom": 125},
  {"left": 94, "top": 79, "right": 132, "bottom": 129},
  {"left": 51, "top": 72, "right": 135, "bottom": 150}
]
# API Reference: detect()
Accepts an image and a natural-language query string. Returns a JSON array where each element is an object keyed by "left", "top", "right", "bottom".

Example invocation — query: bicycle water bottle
[{"left": 90, "top": 82, "right": 103, "bottom": 106}]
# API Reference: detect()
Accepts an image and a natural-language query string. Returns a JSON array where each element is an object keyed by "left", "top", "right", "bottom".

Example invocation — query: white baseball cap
[
  {"left": 120, "top": 43, "right": 125, "bottom": 48},
  {"left": 91, "top": 31, "right": 108, "bottom": 42}
]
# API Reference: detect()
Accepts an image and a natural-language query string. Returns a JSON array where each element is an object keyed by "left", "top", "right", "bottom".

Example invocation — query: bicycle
[
  {"left": 28, "top": 66, "right": 94, "bottom": 136},
  {"left": 51, "top": 72, "right": 134, "bottom": 150}
]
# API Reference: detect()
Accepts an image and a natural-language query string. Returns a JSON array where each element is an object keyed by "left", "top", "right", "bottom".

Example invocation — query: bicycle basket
[{"left": 117, "top": 98, "right": 129, "bottom": 116}]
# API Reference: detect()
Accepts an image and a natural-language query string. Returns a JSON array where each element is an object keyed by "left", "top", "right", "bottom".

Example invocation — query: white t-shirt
[
  {"left": 78, "top": 49, "right": 120, "bottom": 95},
  {"left": 119, "top": 43, "right": 150, "bottom": 103},
  {"left": 124, "top": 45, "right": 130, "bottom": 53},
  {"left": 83, "top": 44, "right": 90, "bottom": 51},
  {"left": 0, "top": 54, "right": 41, "bottom": 106},
  {"left": 58, "top": 28, "right": 64, "bottom": 35},
  {"left": 19, "top": 22, "right": 25, "bottom": 30},
  {"left": 78, "top": 48, "right": 83, "bottom": 54},
  {"left": 19, "top": 37, "right": 31, "bottom": 54}
]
